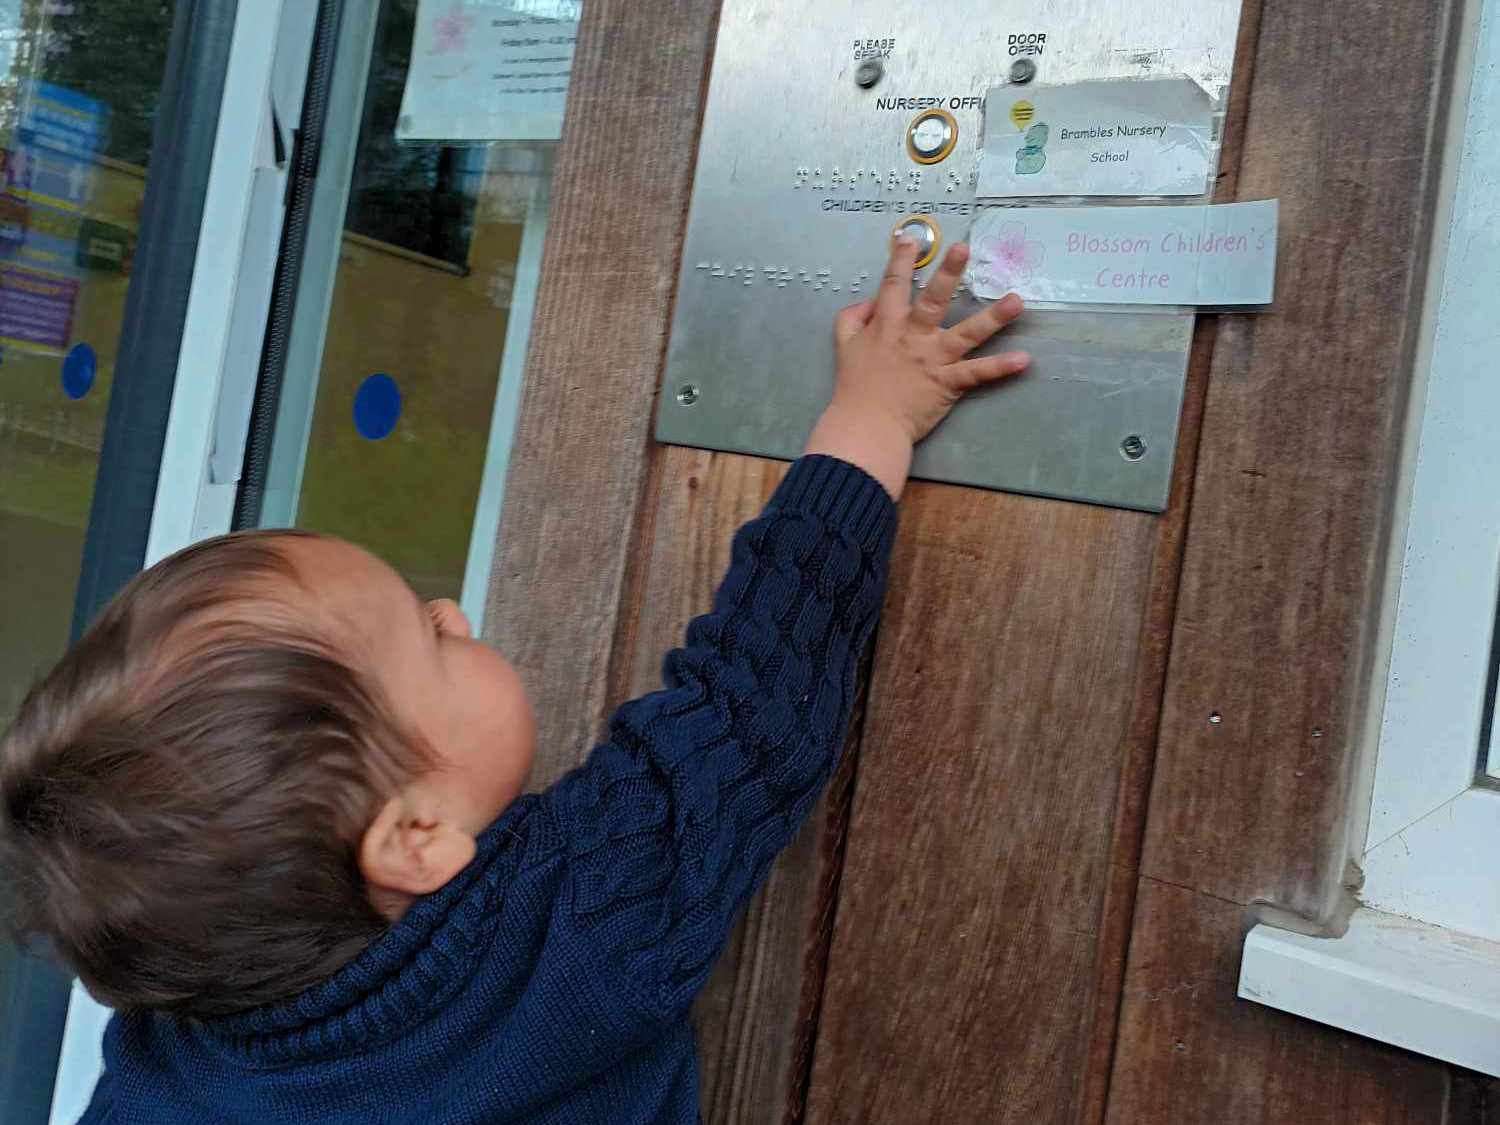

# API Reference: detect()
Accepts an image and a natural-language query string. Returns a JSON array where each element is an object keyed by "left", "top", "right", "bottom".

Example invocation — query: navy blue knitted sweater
[{"left": 81, "top": 456, "right": 896, "bottom": 1124}]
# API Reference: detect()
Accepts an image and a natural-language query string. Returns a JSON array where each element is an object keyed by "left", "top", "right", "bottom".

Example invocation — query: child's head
[{"left": 0, "top": 531, "right": 535, "bottom": 1017}]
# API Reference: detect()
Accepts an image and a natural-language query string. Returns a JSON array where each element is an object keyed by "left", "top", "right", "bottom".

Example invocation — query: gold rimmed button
[
  {"left": 907, "top": 107, "right": 958, "bottom": 164},
  {"left": 893, "top": 215, "right": 941, "bottom": 268}
]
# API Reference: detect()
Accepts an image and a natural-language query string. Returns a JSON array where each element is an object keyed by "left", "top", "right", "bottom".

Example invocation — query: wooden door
[{"left": 484, "top": 1, "right": 1482, "bottom": 1120}]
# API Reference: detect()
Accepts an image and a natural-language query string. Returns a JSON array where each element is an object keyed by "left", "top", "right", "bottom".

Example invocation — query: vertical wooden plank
[
  {"left": 802, "top": 8, "right": 1264, "bottom": 1119},
  {"left": 479, "top": 1, "right": 847, "bottom": 1113},
  {"left": 615, "top": 450, "right": 787, "bottom": 1122},
  {"left": 483, "top": 0, "right": 721, "bottom": 786},
  {"left": 1075, "top": 7, "right": 1264, "bottom": 1115},
  {"left": 806, "top": 492, "right": 1162, "bottom": 1124},
  {"left": 1108, "top": 0, "right": 1463, "bottom": 1119},
  {"left": 480, "top": 0, "right": 875, "bottom": 1114},
  {"left": 610, "top": 450, "right": 862, "bottom": 1124},
  {"left": 1138, "top": 0, "right": 1458, "bottom": 920},
  {"left": 1073, "top": 319, "right": 1220, "bottom": 1125}
]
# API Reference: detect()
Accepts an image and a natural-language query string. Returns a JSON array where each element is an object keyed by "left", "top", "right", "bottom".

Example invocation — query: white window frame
[
  {"left": 460, "top": 148, "right": 552, "bottom": 629},
  {"left": 1239, "top": 0, "right": 1500, "bottom": 1076}
]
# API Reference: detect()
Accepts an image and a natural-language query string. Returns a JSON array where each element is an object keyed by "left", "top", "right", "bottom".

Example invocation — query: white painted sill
[{"left": 1239, "top": 909, "right": 1500, "bottom": 1077}]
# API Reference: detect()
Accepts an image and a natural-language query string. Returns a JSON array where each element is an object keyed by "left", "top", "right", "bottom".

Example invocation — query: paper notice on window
[
  {"left": 398, "top": 0, "right": 581, "bottom": 143},
  {"left": 965, "top": 200, "right": 1278, "bottom": 307},
  {"left": 977, "top": 77, "right": 1218, "bottom": 199}
]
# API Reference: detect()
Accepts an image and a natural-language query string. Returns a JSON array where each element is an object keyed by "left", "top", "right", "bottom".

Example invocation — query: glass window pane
[
  {"left": 0, "top": 1, "right": 175, "bottom": 718},
  {"left": 260, "top": 0, "right": 574, "bottom": 607},
  {"left": 0, "top": 1, "right": 191, "bottom": 1116}
]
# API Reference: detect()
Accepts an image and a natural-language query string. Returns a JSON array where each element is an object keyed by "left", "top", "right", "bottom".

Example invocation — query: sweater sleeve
[{"left": 545, "top": 455, "right": 896, "bottom": 1020}]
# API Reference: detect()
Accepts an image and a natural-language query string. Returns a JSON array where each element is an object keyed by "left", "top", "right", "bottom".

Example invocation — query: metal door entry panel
[{"left": 656, "top": 0, "right": 1243, "bottom": 511}]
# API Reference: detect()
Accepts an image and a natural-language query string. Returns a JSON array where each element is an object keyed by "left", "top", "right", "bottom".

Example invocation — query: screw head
[
  {"left": 855, "top": 59, "right": 884, "bottom": 88},
  {"left": 1120, "top": 434, "right": 1147, "bottom": 461},
  {"left": 1009, "top": 57, "right": 1037, "bottom": 85},
  {"left": 676, "top": 384, "right": 699, "bottom": 406}
]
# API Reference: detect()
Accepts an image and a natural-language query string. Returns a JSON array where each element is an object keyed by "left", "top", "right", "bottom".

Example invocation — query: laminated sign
[
  {"left": 399, "top": 0, "right": 580, "bottom": 142},
  {"left": 978, "top": 76, "right": 1219, "bottom": 198},
  {"left": 966, "top": 200, "right": 1278, "bottom": 307}
]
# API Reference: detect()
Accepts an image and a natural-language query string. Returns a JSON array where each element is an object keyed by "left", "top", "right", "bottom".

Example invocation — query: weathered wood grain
[
  {"left": 1138, "top": 0, "right": 1459, "bottom": 921},
  {"left": 607, "top": 449, "right": 868, "bottom": 1125},
  {"left": 614, "top": 451, "right": 798, "bottom": 1121},
  {"left": 1077, "top": 6, "right": 1264, "bottom": 1117},
  {"left": 480, "top": 0, "right": 847, "bottom": 1114},
  {"left": 482, "top": 0, "right": 875, "bottom": 1113},
  {"left": 488, "top": 0, "right": 1463, "bottom": 1119},
  {"left": 1106, "top": 878, "right": 1453, "bottom": 1124},
  {"left": 1108, "top": 0, "right": 1462, "bottom": 1118},
  {"left": 806, "top": 490, "right": 1160, "bottom": 1123},
  {"left": 1448, "top": 1073, "right": 1500, "bottom": 1125},
  {"left": 800, "top": 10, "right": 1257, "bottom": 1117},
  {"left": 482, "top": 0, "right": 721, "bottom": 787},
  {"left": 1075, "top": 318, "right": 1221, "bottom": 1125}
]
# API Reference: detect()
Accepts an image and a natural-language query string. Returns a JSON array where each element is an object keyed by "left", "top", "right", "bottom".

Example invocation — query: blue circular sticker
[
  {"left": 353, "top": 373, "right": 402, "bottom": 440},
  {"left": 61, "top": 343, "right": 97, "bottom": 400}
]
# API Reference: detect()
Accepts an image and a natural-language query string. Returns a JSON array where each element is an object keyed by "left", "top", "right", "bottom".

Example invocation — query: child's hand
[{"left": 805, "top": 238, "right": 1028, "bottom": 499}]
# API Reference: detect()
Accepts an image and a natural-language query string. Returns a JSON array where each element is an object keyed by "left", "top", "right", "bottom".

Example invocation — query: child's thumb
[{"left": 833, "top": 300, "right": 878, "bottom": 346}]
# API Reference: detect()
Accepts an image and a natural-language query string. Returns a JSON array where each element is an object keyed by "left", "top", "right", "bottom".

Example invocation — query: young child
[{"left": 1, "top": 239, "right": 1026, "bottom": 1124}]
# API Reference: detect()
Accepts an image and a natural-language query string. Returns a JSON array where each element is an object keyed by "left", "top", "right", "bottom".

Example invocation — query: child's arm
[{"left": 546, "top": 238, "right": 1026, "bottom": 1021}]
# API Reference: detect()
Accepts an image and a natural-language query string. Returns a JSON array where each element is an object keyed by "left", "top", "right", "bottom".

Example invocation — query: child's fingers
[
  {"left": 876, "top": 238, "right": 921, "bottom": 321},
  {"left": 943, "top": 350, "right": 1032, "bottom": 391},
  {"left": 910, "top": 243, "right": 969, "bottom": 328},
  {"left": 833, "top": 299, "right": 878, "bottom": 346},
  {"left": 941, "top": 292, "right": 1025, "bottom": 357}
]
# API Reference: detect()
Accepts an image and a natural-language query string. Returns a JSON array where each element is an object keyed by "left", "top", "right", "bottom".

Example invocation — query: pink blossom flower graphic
[
  {"left": 432, "top": 4, "right": 475, "bottom": 54},
  {"left": 977, "top": 221, "right": 1046, "bottom": 288}
]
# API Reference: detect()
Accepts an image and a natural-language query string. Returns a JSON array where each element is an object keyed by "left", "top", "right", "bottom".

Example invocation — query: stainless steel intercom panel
[{"left": 657, "top": 0, "right": 1243, "bottom": 511}]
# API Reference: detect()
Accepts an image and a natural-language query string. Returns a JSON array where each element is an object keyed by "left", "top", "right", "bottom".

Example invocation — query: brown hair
[{"left": 0, "top": 531, "right": 423, "bottom": 1017}]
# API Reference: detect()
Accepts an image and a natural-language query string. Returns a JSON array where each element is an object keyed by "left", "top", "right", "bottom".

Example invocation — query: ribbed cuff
[{"left": 769, "top": 455, "right": 899, "bottom": 558}]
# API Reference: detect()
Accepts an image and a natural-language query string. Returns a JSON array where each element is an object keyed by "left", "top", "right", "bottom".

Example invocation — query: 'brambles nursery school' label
[{"left": 978, "top": 76, "right": 1218, "bottom": 198}]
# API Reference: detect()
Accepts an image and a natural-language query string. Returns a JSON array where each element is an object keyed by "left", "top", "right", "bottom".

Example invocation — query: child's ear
[{"left": 358, "top": 793, "right": 477, "bottom": 908}]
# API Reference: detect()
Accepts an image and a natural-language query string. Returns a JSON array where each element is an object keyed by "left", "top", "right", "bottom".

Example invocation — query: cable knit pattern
[{"left": 79, "top": 456, "right": 896, "bottom": 1125}]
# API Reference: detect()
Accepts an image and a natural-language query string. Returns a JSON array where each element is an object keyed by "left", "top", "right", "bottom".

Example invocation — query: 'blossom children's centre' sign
[{"left": 965, "top": 199, "right": 1277, "bottom": 307}]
